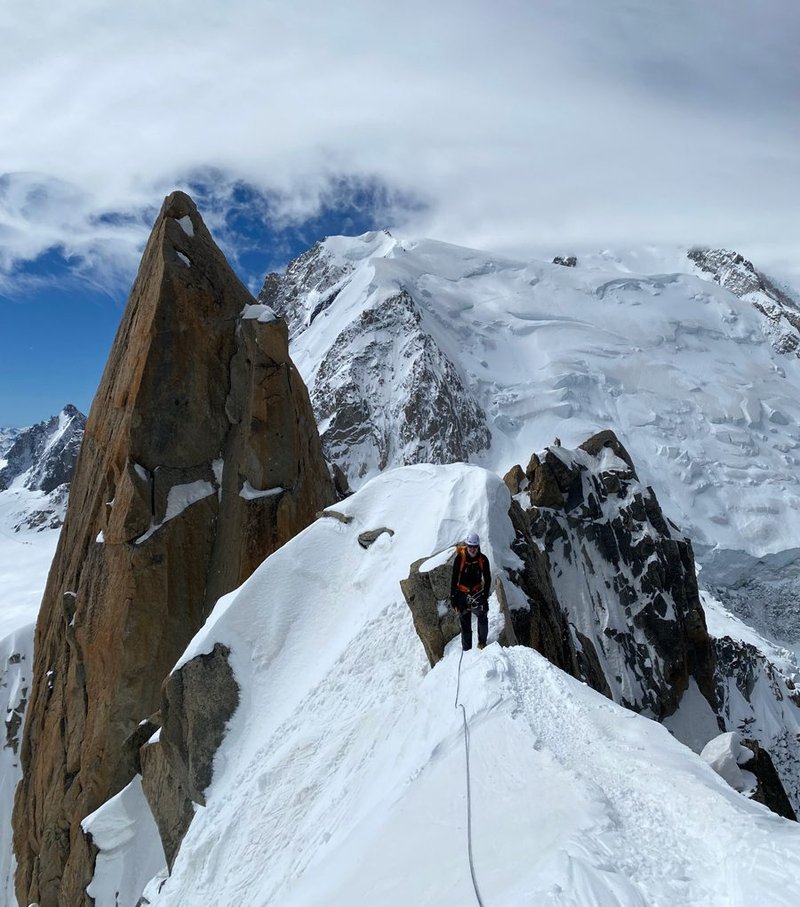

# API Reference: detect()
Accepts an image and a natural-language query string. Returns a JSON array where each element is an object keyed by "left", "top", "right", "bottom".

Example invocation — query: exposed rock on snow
[
  {"left": 712, "top": 630, "right": 800, "bottom": 813},
  {"left": 13, "top": 191, "right": 334, "bottom": 907},
  {"left": 357, "top": 527, "right": 394, "bottom": 549},
  {"left": 141, "top": 643, "right": 239, "bottom": 869},
  {"left": 507, "top": 430, "right": 716, "bottom": 719},
  {"left": 739, "top": 738, "right": 797, "bottom": 821},
  {"left": 698, "top": 730, "right": 795, "bottom": 819}
]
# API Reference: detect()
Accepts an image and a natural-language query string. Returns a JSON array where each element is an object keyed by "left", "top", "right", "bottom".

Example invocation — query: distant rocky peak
[
  {"left": 0, "top": 404, "right": 85, "bottom": 496},
  {"left": 688, "top": 247, "right": 800, "bottom": 356}
]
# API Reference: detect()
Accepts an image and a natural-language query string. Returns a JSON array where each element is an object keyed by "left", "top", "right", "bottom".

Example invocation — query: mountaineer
[{"left": 450, "top": 531, "right": 491, "bottom": 651}]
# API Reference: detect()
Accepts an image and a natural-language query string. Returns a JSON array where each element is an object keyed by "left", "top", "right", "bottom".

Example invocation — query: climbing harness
[
  {"left": 454, "top": 545, "right": 488, "bottom": 594},
  {"left": 454, "top": 648, "right": 487, "bottom": 907}
]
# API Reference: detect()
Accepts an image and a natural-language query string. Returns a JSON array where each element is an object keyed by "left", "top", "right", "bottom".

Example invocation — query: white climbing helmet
[{"left": 466, "top": 531, "right": 480, "bottom": 547}]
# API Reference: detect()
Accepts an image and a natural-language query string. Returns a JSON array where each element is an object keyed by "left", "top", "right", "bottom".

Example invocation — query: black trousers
[{"left": 455, "top": 592, "right": 488, "bottom": 650}]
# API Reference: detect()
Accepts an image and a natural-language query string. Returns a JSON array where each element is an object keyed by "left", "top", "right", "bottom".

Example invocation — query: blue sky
[{"left": 2, "top": 0, "right": 799, "bottom": 426}]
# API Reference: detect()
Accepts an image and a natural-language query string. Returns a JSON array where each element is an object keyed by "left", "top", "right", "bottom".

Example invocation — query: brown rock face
[{"left": 13, "top": 192, "right": 335, "bottom": 907}]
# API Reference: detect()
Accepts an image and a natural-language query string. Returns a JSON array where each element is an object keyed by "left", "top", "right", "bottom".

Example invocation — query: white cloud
[{"left": 1, "top": 0, "right": 799, "bottom": 285}]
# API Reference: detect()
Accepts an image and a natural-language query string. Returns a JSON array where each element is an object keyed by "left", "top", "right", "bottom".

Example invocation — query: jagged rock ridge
[
  {"left": 259, "top": 233, "right": 491, "bottom": 482},
  {"left": 504, "top": 430, "right": 716, "bottom": 719},
  {"left": 0, "top": 405, "right": 84, "bottom": 495},
  {"left": 499, "top": 431, "right": 800, "bottom": 815},
  {"left": 12, "top": 192, "right": 335, "bottom": 907}
]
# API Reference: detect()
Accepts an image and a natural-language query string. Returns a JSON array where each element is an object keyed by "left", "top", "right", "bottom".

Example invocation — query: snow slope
[
  {"left": 271, "top": 234, "right": 800, "bottom": 556},
  {"left": 125, "top": 464, "right": 800, "bottom": 907},
  {"left": 0, "top": 498, "right": 58, "bottom": 907}
]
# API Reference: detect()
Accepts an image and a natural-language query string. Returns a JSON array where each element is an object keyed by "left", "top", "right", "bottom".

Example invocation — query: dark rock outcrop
[
  {"left": 506, "top": 430, "right": 716, "bottom": 719},
  {"left": 688, "top": 247, "right": 800, "bottom": 357},
  {"left": 713, "top": 634, "right": 800, "bottom": 815},
  {"left": 740, "top": 739, "right": 797, "bottom": 821},
  {"left": 140, "top": 644, "right": 239, "bottom": 868},
  {"left": 505, "top": 498, "right": 609, "bottom": 694},
  {"left": 13, "top": 192, "right": 335, "bottom": 907}
]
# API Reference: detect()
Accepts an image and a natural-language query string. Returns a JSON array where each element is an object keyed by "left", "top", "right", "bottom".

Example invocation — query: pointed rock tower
[{"left": 13, "top": 192, "right": 335, "bottom": 907}]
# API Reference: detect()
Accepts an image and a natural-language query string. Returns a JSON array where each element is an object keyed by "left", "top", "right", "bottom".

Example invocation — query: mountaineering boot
[{"left": 477, "top": 641, "right": 486, "bottom": 650}]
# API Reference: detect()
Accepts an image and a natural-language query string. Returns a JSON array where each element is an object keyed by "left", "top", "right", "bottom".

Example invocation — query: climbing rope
[{"left": 455, "top": 649, "right": 487, "bottom": 907}]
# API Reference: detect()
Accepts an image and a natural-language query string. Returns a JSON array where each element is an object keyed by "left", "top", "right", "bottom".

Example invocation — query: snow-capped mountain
[
  {"left": 261, "top": 234, "right": 800, "bottom": 558},
  {"left": 8, "top": 200, "right": 800, "bottom": 907},
  {"left": 260, "top": 233, "right": 491, "bottom": 478},
  {"left": 0, "top": 404, "right": 85, "bottom": 532}
]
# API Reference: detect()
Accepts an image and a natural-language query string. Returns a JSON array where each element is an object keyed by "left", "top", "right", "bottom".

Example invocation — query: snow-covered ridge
[
  {"left": 89, "top": 463, "right": 800, "bottom": 907},
  {"left": 263, "top": 234, "right": 800, "bottom": 556}
]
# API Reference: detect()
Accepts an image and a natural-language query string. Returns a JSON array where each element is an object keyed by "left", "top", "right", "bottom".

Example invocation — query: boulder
[
  {"left": 13, "top": 191, "right": 335, "bottom": 907},
  {"left": 141, "top": 644, "right": 239, "bottom": 868}
]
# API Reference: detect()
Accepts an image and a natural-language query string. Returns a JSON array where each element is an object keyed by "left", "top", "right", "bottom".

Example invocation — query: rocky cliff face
[
  {"left": 12, "top": 191, "right": 335, "bottom": 907},
  {"left": 496, "top": 432, "right": 799, "bottom": 817},
  {"left": 259, "top": 234, "right": 491, "bottom": 483},
  {"left": 0, "top": 405, "right": 86, "bottom": 530}
]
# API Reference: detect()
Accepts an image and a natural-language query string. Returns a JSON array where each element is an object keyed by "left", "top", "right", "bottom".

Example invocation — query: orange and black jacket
[{"left": 451, "top": 546, "right": 491, "bottom": 601}]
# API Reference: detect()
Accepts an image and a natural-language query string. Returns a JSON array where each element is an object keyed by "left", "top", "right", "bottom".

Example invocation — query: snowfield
[{"left": 113, "top": 465, "right": 800, "bottom": 907}]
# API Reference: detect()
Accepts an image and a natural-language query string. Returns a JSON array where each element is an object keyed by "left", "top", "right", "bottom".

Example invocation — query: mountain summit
[{"left": 262, "top": 235, "right": 800, "bottom": 556}]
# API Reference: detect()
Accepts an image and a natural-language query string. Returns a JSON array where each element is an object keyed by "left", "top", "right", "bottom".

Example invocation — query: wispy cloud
[{"left": 1, "top": 0, "right": 799, "bottom": 289}]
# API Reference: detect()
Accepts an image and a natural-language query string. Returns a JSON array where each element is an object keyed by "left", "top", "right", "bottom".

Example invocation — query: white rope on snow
[{"left": 455, "top": 648, "right": 487, "bottom": 907}]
